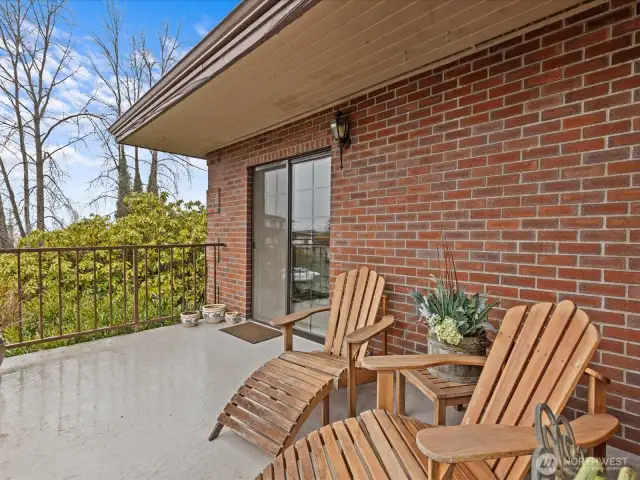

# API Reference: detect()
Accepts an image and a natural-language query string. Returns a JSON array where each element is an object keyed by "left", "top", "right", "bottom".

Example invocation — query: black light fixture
[{"left": 330, "top": 110, "right": 351, "bottom": 169}]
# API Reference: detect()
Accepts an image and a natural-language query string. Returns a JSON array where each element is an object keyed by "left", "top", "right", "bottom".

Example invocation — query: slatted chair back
[
  {"left": 323, "top": 266, "right": 385, "bottom": 362},
  {"left": 459, "top": 300, "right": 600, "bottom": 480}
]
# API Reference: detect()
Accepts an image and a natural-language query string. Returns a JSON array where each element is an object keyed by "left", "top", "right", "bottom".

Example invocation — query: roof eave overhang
[
  {"left": 112, "top": 0, "right": 599, "bottom": 158},
  {"left": 108, "top": 0, "right": 319, "bottom": 144}
]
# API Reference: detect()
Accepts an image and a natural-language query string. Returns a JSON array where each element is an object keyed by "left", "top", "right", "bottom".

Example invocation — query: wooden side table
[{"left": 396, "top": 369, "right": 476, "bottom": 425}]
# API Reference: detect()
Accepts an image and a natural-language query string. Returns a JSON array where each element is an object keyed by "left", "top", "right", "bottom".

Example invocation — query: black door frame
[{"left": 251, "top": 149, "right": 331, "bottom": 345}]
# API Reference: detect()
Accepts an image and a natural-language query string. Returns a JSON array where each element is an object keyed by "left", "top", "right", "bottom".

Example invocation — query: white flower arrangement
[{"left": 411, "top": 275, "right": 498, "bottom": 346}]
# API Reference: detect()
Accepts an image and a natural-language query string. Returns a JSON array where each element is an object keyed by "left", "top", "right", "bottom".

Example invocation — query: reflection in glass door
[
  {"left": 252, "top": 153, "right": 331, "bottom": 338},
  {"left": 252, "top": 163, "right": 288, "bottom": 322},
  {"left": 291, "top": 156, "right": 330, "bottom": 337}
]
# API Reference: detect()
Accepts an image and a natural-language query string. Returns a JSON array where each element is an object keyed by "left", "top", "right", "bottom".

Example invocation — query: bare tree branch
[
  {"left": 0, "top": 0, "right": 34, "bottom": 234},
  {"left": 135, "top": 20, "right": 186, "bottom": 196},
  {"left": 89, "top": 0, "right": 131, "bottom": 217},
  {"left": 0, "top": 0, "right": 97, "bottom": 232}
]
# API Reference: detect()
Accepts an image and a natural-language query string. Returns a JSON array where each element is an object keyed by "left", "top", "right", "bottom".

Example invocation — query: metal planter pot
[{"left": 427, "top": 332, "right": 486, "bottom": 384}]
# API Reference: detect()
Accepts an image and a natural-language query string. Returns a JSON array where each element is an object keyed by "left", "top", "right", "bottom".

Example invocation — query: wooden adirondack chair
[
  {"left": 209, "top": 266, "right": 394, "bottom": 456},
  {"left": 255, "top": 300, "right": 619, "bottom": 479}
]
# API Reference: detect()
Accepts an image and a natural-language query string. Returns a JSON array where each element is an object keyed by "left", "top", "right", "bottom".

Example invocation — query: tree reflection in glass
[{"left": 291, "top": 156, "right": 330, "bottom": 336}]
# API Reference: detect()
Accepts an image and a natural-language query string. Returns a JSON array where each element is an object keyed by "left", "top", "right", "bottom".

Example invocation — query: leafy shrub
[
  {"left": 0, "top": 193, "right": 208, "bottom": 355},
  {"left": 0, "top": 282, "right": 19, "bottom": 332},
  {"left": 19, "top": 192, "right": 206, "bottom": 248}
]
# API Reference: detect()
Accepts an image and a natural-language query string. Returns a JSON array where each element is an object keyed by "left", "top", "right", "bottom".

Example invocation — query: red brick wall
[
  {"left": 206, "top": 115, "right": 334, "bottom": 313},
  {"left": 208, "top": 0, "right": 640, "bottom": 453}
]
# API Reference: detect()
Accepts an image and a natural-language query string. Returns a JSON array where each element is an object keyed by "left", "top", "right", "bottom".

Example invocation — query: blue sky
[
  {"left": 63, "top": 0, "right": 240, "bottom": 217},
  {"left": 69, "top": 0, "right": 240, "bottom": 47}
]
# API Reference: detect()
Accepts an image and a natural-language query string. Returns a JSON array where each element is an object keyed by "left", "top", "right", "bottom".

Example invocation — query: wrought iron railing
[{"left": 0, "top": 242, "right": 225, "bottom": 352}]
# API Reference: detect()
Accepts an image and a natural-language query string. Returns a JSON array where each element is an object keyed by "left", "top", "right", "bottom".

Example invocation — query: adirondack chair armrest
[
  {"left": 584, "top": 367, "right": 610, "bottom": 416},
  {"left": 271, "top": 306, "right": 331, "bottom": 352},
  {"left": 270, "top": 306, "right": 331, "bottom": 327},
  {"left": 585, "top": 367, "right": 611, "bottom": 385},
  {"left": 360, "top": 353, "right": 487, "bottom": 371},
  {"left": 345, "top": 314, "right": 394, "bottom": 348},
  {"left": 362, "top": 354, "right": 486, "bottom": 412},
  {"left": 343, "top": 315, "right": 394, "bottom": 417},
  {"left": 415, "top": 413, "right": 619, "bottom": 465}
]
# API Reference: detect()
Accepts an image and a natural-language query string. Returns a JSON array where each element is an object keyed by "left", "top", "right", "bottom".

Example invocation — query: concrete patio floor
[{"left": 1, "top": 323, "right": 637, "bottom": 480}]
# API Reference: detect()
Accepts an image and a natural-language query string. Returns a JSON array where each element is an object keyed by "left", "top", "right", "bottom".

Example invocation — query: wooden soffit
[{"left": 110, "top": 0, "right": 592, "bottom": 158}]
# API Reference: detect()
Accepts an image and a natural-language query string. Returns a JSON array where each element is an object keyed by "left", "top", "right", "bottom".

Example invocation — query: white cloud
[
  {"left": 54, "top": 145, "right": 100, "bottom": 167},
  {"left": 194, "top": 23, "right": 210, "bottom": 37},
  {"left": 194, "top": 15, "right": 213, "bottom": 37}
]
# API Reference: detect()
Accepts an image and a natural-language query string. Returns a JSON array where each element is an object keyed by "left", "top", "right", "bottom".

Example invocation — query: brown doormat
[{"left": 220, "top": 322, "right": 282, "bottom": 344}]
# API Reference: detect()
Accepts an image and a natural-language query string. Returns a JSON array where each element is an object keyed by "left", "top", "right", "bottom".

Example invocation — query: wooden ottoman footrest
[{"left": 210, "top": 358, "right": 334, "bottom": 456}]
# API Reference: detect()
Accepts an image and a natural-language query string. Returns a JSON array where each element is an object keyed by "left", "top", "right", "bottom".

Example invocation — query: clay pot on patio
[
  {"left": 180, "top": 311, "right": 200, "bottom": 328},
  {"left": 427, "top": 332, "right": 486, "bottom": 384},
  {"left": 202, "top": 304, "right": 226, "bottom": 324},
  {"left": 224, "top": 311, "right": 241, "bottom": 325}
]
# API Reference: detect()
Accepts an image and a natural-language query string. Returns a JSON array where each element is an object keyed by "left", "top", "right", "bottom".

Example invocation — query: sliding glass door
[
  {"left": 252, "top": 163, "right": 288, "bottom": 322},
  {"left": 290, "top": 157, "right": 330, "bottom": 336},
  {"left": 252, "top": 152, "right": 331, "bottom": 338}
]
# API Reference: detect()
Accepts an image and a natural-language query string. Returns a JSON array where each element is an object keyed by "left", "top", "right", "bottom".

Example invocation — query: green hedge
[{"left": 1, "top": 193, "right": 208, "bottom": 355}]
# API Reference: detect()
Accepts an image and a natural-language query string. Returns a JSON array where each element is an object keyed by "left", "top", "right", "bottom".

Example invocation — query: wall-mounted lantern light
[{"left": 330, "top": 110, "right": 351, "bottom": 169}]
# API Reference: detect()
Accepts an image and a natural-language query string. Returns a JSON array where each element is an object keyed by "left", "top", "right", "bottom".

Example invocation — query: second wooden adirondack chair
[
  {"left": 209, "top": 266, "right": 394, "bottom": 456},
  {"left": 256, "top": 300, "right": 619, "bottom": 479}
]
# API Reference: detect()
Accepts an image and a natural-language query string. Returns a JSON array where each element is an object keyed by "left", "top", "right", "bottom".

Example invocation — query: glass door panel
[
  {"left": 252, "top": 164, "right": 288, "bottom": 322},
  {"left": 290, "top": 156, "right": 330, "bottom": 337}
]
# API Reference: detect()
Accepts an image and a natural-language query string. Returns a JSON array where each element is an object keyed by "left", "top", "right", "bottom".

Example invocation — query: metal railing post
[
  {"left": 215, "top": 237, "right": 220, "bottom": 304},
  {"left": 132, "top": 247, "right": 139, "bottom": 332},
  {"left": 17, "top": 251, "right": 23, "bottom": 343}
]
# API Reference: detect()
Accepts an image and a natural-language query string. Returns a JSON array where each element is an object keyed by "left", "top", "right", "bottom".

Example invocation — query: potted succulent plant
[{"left": 410, "top": 239, "right": 498, "bottom": 384}]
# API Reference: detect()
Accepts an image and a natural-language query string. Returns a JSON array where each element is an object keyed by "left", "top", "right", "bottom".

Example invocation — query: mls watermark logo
[
  {"left": 532, "top": 404, "right": 583, "bottom": 480},
  {"left": 536, "top": 452, "right": 560, "bottom": 477},
  {"left": 532, "top": 404, "right": 629, "bottom": 480}
]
